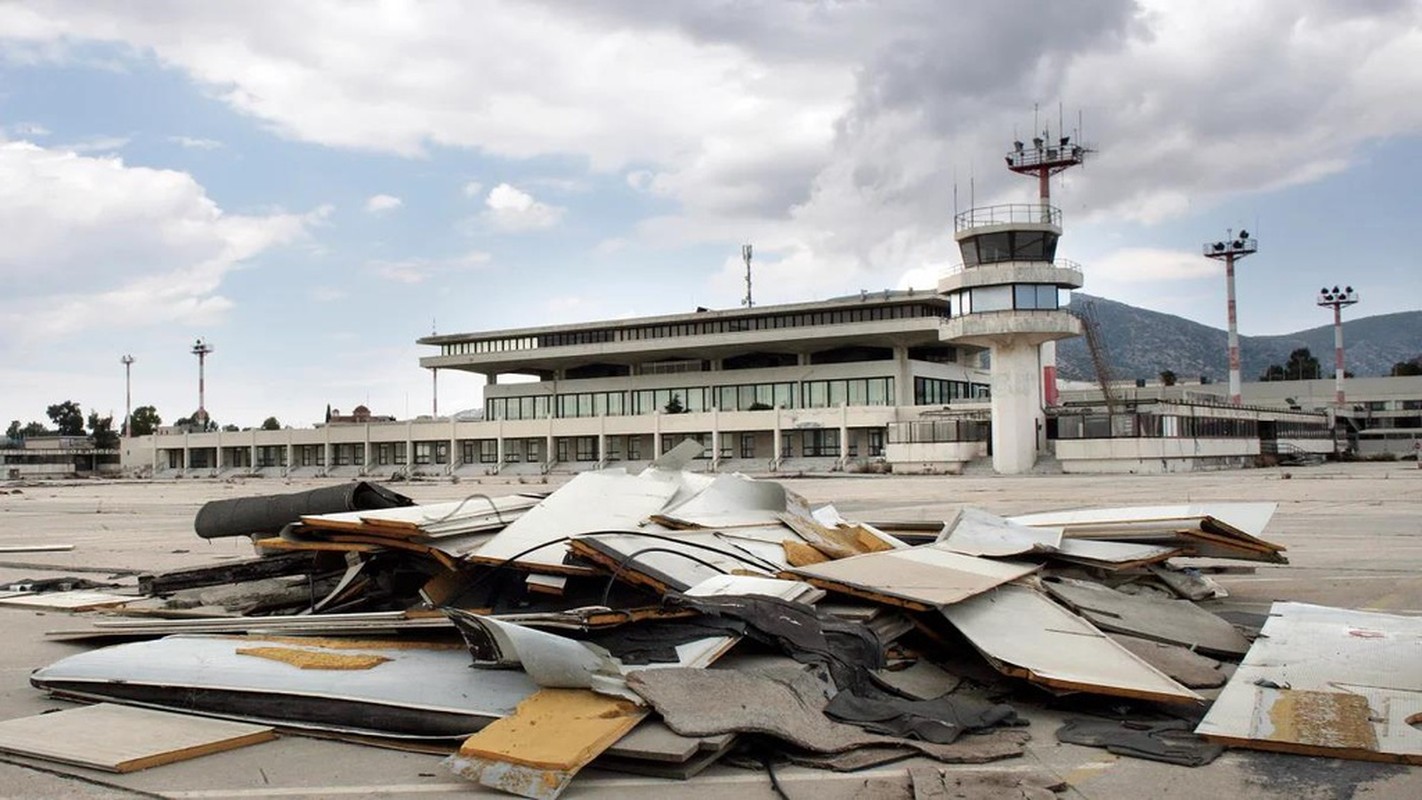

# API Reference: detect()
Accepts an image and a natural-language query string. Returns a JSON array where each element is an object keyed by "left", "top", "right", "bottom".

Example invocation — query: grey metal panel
[
  {"left": 30, "top": 634, "right": 537, "bottom": 736},
  {"left": 940, "top": 584, "right": 1201, "bottom": 704}
]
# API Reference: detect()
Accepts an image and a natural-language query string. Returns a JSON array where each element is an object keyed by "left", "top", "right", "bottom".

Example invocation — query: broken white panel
[
  {"left": 1007, "top": 503, "right": 1277, "bottom": 539},
  {"left": 645, "top": 438, "right": 706, "bottom": 472},
  {"left": 941, "top": 584, "right": 1201, "bottom": 705},
  {"left": 1196, "top": 602, "right": 1422, "bottom": 762},
  {"left": 575, "top": 530, "right": 784, "bottom": 591},
  {"left": 1050, "top": 538, "right": 1182, "bottom": 569},
  {"left": 935, "top": 508, "right": 1063, "bottom": 557},
  {"left": 787, "top": 547, "right": 1039, "bottom": 608},
  {"left": 656, "top": 473, "right": 788, "bottom": 528},
  {"left": 473, "top": 471, "right": 682, "bottom": 572},
  {"left": 684, "top": 575, "right": 824, "bottom": 604},
  {"left": 453, "top": 614, "right": 738, "bottom": 704},
  {"left": 0, "top": 591, "right": 134, "bottom": 611}
]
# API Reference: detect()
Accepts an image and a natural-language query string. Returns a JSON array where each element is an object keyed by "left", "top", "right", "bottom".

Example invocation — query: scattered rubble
[{"left": 6, "top": 440, "right": 1408, "bottom": 796}]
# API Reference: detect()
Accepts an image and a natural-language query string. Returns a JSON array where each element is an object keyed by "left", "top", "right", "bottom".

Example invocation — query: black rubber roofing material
[
  {"left": 823, "top": 690, "right": 1024, "bottom": 745},
  {"left": 1055, "top": 717, "right": 1225, "bottom": 767},
  {"left": 193, "top": 481, "right": 413, "bottom": 539}
]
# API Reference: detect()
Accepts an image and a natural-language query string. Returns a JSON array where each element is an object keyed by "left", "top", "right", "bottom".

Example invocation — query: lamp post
[
  {"left": 1203, "top": 230, "right": 1258, "bottom": 405},
  {"left": 1317, "top": 285, "right": 1358, "bottom": 406},
  {"left": 120, "top": 354, "right": 135, "bottom": 437},
  {"left": 191, "top": 338, "right": 214, "bottom": 428}
]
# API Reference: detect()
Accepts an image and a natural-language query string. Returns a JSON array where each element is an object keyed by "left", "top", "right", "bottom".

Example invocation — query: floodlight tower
[
  {"left": 120, "top": 354, "right": 135, "bottom": 437},
  {"left": 191, "top": 337, "right": 214, "bottom": 426},
  {"left": 1317, "top": 285, "right": 1359, "bottom": 406},
  {"left": 938, "top": 131, "right": 1090, "bottom": 473},
  {"left": 1203, "top": 231, "right": 1257, "bottom": 405},
  {"left": 741, "top": 244, "right": 754, "bottom": 308}
]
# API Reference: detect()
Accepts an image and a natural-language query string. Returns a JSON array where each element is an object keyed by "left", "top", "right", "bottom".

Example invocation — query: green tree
[
  {"left": 261, "top": 416, "right": 282, "bottom": 430},
  {"left": 663, "top": 394, "right": 685, "bottom": 414},
  {"left": 5, "top": 420, "right": 19, "bottom": 441},
  {"left": 20, "top": 421, "right": 49, "bottom": 438},
  {"left": 87, "top": 411, "right": 119, "bottom": 450},
  {"left": 1159, "top": 370, "right": 1178, "bottom": 387},
  {"left": 1260, "top": 348, "right": 1322, "bottom": 381},
  {"left": 1391, "top": 357, "right": 1422, "bottom": 377},
  {"left": 129, "top": 405, "right": 161, "bottom": 436},
  {"left": 46, "top": 400, "right": 85, "bottom": 436}
]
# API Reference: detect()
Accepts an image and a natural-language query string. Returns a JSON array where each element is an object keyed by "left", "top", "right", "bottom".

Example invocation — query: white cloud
[
  {"left": 368, "top": 251, "right": 491, "bottom": 283},
  {"left": 7, "top": 122, "right": 50, "bottom": 137},
  {"left": 168, "top": 135, "right": 223, "bottom": 150},
  {"left": 0, "top": 141, "right": 312, "bottom": 344},
  {"left": 461, "top": 180, "right": 483, "bottom": 198},
  {"left": 364, "top": 193, "right": 403, "bottom": 213},
  {"left": 4, "top": 1, "right": 1422, "bottom": 303},
  {"left": 55, "top": 135, "right": 130, "bottom": 153},
  {"left": 484, "top": 183, "right": 563, "bottom": 231}
]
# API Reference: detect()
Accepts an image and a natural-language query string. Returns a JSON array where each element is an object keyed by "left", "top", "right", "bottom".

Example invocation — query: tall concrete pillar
[{"left": 989, "top": 339, "right": 1044, "bottom": 474}]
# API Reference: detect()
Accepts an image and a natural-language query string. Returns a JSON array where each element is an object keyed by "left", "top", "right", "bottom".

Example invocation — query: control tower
[{"left": 939, "top": 133, "right": 1088, "bottom": 473}]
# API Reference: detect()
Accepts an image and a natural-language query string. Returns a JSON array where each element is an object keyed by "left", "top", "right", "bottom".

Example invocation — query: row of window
[
  {"left": 947, "top": 284, "right": 1061, "bottom": 316},
  {"left": 959, "top": 229, "right": 1058, "bottom": 267},
  {"left": 488, "top": 378, "right": 902, "bottom": 420},
  {"left": 914, "top": 377, "right": 991, "bottom": 405},
  {"left": 441, "top": 302, "right": 946, "bottom": 356},
  {"left": 1055, "top": 414, "right": 1266, "bottom": 440}
]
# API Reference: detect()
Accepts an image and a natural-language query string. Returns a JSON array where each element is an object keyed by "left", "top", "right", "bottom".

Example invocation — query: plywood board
[
  {"left": 1195, "top": 602, "right": 1422, "bottom": 763},
  {"left": 0, "top": 590, "right": 134, "bottom": 611},
  {"left": 447, "top": 688, "right": 647, "bottom": 800},
  {"left": 788, "top": 547, "right": 1038, "bottom": 610},
  {"left": 0, "top": 703, "right": 273, "bottom": 773},
  {"left": 940, "top": 584, "right": 1201, "bottom": 705},
  {"left": 1041, "top": 577, "right": 1251, "bottom": 657}
]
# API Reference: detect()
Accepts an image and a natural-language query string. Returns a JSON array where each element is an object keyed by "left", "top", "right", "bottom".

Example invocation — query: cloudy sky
[{"left": 2, "top": 0, "right": 1419, "bottom": 430}]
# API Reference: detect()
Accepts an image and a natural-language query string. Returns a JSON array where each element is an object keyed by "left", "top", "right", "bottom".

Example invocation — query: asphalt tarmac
[{"left": 1, "top": 461, "right": 1418, "bottom": 799}]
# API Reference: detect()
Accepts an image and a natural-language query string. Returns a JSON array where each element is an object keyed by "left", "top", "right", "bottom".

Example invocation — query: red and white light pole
[
  {"left": 1317, "top": 285, "right": 1358, "bottom": 406},
  {"left": 120, "top": 354, "right": 135, "bottom": 437},
  {"left": 1203, "top": 230, "right": 1257, "bottom": 405},
  {"left": 191, "top": 338, "right": 214, "bottom": 427}
]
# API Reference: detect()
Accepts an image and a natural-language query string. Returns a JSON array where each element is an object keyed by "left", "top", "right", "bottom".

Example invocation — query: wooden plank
[
  {"left": 449, "top": 688, "right": 646, "bottom": 799},
  {"left": 787, "top": 547, "right": 1038, "bottom": 609},
  {"left": 0, "top": 703, "right": 274, "bottom": 773}
]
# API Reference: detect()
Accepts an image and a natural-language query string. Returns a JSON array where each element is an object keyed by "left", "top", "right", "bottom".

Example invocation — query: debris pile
[{"left": 6, "top": 440, "right": 1416, "bottom": 797}]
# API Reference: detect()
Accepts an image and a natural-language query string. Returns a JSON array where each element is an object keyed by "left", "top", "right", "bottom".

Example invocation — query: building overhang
[{"left": 939, "top": 310, "right": 1083, "bottom": 348}]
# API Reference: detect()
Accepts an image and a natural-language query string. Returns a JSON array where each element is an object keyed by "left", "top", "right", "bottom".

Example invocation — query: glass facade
[
  {"left": 949, "top": 284, "right": 1061, "bottom": 316},
  {"left": 959, "top": 230, "right": 1058, "bottom": 266},
  {"left": 914, "top": 377, "right": 990, "bottom": 404}
]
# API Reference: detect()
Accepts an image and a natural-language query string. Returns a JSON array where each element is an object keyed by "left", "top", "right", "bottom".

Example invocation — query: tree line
[{"left": 6, "top": 401, "right": 285, "bottom": 447}]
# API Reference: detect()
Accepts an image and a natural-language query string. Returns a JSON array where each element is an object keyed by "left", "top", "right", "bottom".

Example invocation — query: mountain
[{"left": 1057, "top": 294, "right": 1422, "bottom": 384}]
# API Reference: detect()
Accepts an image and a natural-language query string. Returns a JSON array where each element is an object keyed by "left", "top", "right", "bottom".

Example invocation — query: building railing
[
  {"left": 888, "top": 417, "right": 990, "bottom": 445},
  {"left": 954, "top": 203, "right": 1060, "bottom": 231}
]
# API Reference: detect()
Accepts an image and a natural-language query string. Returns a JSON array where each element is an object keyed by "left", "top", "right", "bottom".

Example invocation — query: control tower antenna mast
[
  {"left": 741, "top": 244, "right": 754, "bottom": 308},
  {"left": 1005, "top": 116, "right": 1092, "bottom": 406}
]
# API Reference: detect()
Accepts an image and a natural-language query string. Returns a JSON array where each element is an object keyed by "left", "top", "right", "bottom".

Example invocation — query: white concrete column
[
  {"left": 653, "top": 411, "right": 662, "bottom": 457},
  {"left": 839, "top": 404, "right": 849, "bottom": 463},
  {"left": 363, "top": 424, "right": 372, "bottom": 473},
  {"left": 772, "top": 409, "right": 783, "bottom": 466},
  {"left": 989, "top": 338, "right": 1044, "bottom": 474},
  {"left": 496, "top": 420, "right": 505, "bottom": 467},
  {"left": 710, "top": 406, "right": 721, "bottom": 470},
  {"left": 404, "top": 420, "right": 413, "bottom": 471},
  {"left": 285, "top": 430, "right": 294, "bottom": 474},
  {"left": 182, "top": 431, "right": 190, "bottom": 471},
  {"left": 893, "top": 346, "right": 913, "bottom": 406},
  {"left": 249, "top": 430, "right": 257, "bottom": 471},
  {"left": 449, "top": 419, "right": 458, "bottom": 472}
]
